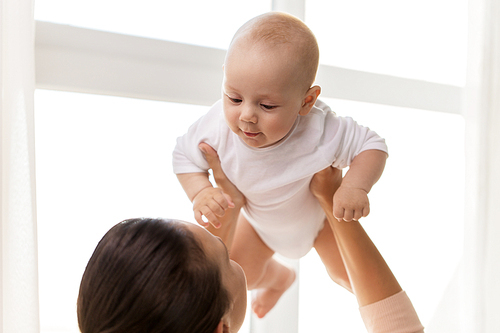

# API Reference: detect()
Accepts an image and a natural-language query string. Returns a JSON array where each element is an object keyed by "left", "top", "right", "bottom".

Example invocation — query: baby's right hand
[{"left": 193, "top": 187, "right": 235, "bottom": 228}]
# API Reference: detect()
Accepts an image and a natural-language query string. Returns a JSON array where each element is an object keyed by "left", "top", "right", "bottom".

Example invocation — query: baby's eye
[
  {"left": 261, "top": 104, "right": 276, "bottom": 110},
  {"left": 227, "top": 95, "right": 242, "bottom": 104}
]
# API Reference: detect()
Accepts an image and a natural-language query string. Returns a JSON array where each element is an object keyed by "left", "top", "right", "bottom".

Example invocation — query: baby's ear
[{"left": 299, "top": 85, "right": 321, "bottom": 116}]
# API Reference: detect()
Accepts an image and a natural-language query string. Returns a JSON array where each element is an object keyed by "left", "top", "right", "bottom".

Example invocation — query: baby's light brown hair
[{"left": 228, "top": 12, "right": 320, "bottom": 92}]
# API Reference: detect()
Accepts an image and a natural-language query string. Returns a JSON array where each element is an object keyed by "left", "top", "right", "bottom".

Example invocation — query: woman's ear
[
  {"left": 213, "top": 321, "right": 224, "bottom": 333},
  {"left": 213, "top": 320, "right": 231, "bottom": 333},
  {"left": 299, "top": 85, "right": 321, "bottom": 116}
]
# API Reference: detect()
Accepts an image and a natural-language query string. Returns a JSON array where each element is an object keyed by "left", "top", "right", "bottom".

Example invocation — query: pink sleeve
[{"left": 359, "top": 290, "right": 424, "bottom": 333}]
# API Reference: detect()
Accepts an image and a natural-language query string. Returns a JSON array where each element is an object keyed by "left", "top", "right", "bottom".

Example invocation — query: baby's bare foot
[{"left": 251, "top": 267, "right": 296, "bottom": 318}]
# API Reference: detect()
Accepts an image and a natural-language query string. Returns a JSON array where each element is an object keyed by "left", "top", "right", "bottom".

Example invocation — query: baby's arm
[
  {"left": 177, "top": 172, "right": 235, "bottom": 228},
  {"left": 334, "top": 149, "right": 388, "bottom": 222}
]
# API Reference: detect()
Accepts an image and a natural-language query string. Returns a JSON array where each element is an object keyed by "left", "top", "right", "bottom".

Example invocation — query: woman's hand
[
  {"left": 199, "top": 143, "right": 245, "bottom": 208},
  {"left": 199, "top": 142, "right": 245, "bottom": 248}
]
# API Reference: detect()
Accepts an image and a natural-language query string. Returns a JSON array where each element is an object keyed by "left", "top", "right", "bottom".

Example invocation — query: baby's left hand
[{"left": 333, "top": 186, "right": 370, "bottom": 222}]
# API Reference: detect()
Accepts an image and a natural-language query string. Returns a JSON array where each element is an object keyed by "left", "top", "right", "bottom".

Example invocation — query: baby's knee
[
  {"left": 230, "top": 251, "right": 267, "bottom": 288},
  {"left": 243, "top": 257, "right": 293, "bottom": 291},
  {"left": 243, "top": 264, "right": 268, "bottom": 290}
]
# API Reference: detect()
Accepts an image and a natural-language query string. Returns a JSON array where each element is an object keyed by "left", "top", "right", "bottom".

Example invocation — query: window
[
  {"left": 35, "top": 0, "right": 271, "bottom": 49},
  {"left": 306, "top": 0, "right": 468, "bottom": 86},
  {"left": 34, "top": 1, "right": 467, "bottom": 332},
  {"left": 34, "top": 91, "right": 189, "bottom": 330}
]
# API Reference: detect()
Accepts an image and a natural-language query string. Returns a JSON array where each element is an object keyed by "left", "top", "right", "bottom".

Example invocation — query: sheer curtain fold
[
  {"left": 1, "top": 0, "right": 40, "bottom": 332},
  {"left": 464, "top": 0, "right": 500, "bottom": 332}
]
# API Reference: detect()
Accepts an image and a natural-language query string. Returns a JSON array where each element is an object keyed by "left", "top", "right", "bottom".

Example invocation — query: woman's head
[{"left": 77, "top": 218, "right": 247, "bottom": 333}]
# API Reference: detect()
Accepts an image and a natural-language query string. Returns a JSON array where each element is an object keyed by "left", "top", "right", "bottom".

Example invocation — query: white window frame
[
  {"left": 33, "top": 0, "right": 463, "bottom": 332},
  {"left": 34, "top": 21, "right": 461, "bottom": 115}
]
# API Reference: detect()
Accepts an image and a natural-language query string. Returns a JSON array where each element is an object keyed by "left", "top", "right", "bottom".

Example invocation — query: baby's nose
[{"left": 239, "top": 105, "right": 257, "bottom": 123}]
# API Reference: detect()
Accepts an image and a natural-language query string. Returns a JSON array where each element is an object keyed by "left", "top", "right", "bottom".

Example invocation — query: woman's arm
[
  {"left": 310, "top": 166, "right": 424, "bottom": 332},
  {"left": 199, "top": 143, "right": 245, "bottom": 250},
  {"left": 311, "top": 166, "right": 400, "bottom": 305}
]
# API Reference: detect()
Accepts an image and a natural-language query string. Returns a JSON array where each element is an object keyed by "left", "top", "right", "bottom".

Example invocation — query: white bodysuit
[{"left": 173, "top": 99, "right": 388, "bottom": 258}]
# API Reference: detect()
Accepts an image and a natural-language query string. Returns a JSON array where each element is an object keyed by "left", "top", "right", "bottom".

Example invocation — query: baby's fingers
[
  {"left": 213, "top": 191, "right": 234, "bottom": 211},
  {"left": 223, "top": 193, "right": 235, "bottom": 208},
  {"left": 342, "top": 209, "right": 355, "bottom": 222},
  {"left": 195, "top": 207, "right": 221, "bottom": 229},
  {"left": 333, "top": 206, "right": 345, "bottom": 222},
  {"left": 194, "top": 210, "right": 209, "bottom": 227},
  {"left": 352, "top": 209, "right": 363, "bottom": 221},
  {"left": 351, "top": 205, "right": 370, "bottom": 221},
  {"left": 362, "top": 206, "right": 370, "bottom": 218},
  {"left": 349, "top": 205, "right": 370, "bottom": 222}
]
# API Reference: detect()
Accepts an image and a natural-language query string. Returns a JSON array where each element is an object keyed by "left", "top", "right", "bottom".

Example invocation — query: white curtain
[
  {"left": 0, "top": 0, "right": 40, "bottom": 332},
  {"left": 463, "top": 0, "right": 500, "bottom": 332}
]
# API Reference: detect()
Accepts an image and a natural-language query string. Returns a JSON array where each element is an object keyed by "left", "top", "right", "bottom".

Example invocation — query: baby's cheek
[
  {"left": 223, "top": 107, "right": 238, "bottom": 128},
  {"left": 268, "top": 116, "right": 292, "bottom": 137}
]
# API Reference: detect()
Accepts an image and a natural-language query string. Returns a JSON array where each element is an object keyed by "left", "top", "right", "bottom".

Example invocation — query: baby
[{"left": 173, "top": 12, "right": 388, "bottom": 318}]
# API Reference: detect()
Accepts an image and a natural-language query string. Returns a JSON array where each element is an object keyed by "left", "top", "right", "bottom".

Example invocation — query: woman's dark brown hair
[{"left": 77, "top": 218, "right": 230, "bottom": 333}]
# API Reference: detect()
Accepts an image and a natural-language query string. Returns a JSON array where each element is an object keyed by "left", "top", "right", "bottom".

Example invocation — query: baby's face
[{"left": 222, "top": 41, "right": 307, "bottom": 148}]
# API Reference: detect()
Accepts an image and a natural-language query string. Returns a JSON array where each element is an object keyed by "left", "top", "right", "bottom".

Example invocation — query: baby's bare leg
[{"left": 230, "top": 214, "right": 296, "bottom": 318}]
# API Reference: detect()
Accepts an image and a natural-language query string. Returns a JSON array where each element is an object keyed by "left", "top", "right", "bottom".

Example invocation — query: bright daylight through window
[{"left": 34, "top": 0, "right": 467, "bottom": 332}]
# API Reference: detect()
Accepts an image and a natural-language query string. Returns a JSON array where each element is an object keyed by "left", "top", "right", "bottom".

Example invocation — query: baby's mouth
[{"left": 243, "top": 131, "right": 260, "bottom": 138}]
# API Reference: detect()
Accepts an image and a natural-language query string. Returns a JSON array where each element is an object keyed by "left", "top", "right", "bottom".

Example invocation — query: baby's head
[
  {"left": 223, "top": 12, "right": 321, "bottom": 148},
  {"left": 228, "top": 12, "right": 319, "bottom": 91}
]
